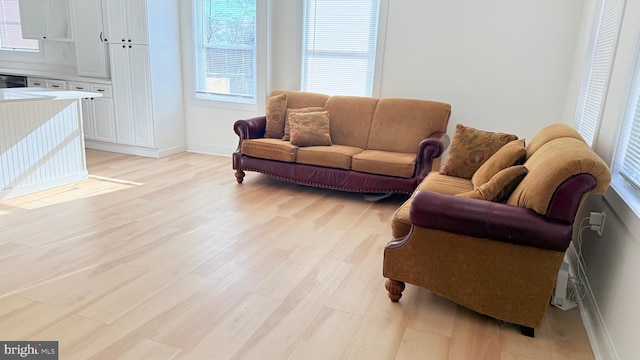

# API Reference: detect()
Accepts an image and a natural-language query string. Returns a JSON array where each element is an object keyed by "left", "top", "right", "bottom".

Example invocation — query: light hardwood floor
[{"left": 0, "top": 150, "right": 594, "bottom": 360}]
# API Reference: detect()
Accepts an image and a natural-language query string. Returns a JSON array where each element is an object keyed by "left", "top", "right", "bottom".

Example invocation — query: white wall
[{"left": 181, "top": 0, "right": 586, "bottom": 155}]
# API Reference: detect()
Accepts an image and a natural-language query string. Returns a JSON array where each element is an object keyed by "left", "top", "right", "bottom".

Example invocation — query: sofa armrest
[
  {"left": 415, "top": 132, "right": 450, "bottom": 182},
  {"left": 409, "top": 190, "right": 572, "bottom": 252},
  {"left": 233, "top": 116, "right": 267, "bottom": 152}
]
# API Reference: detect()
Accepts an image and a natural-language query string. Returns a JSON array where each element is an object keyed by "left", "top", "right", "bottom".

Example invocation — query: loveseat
[
  {"left": 383, "top": 124, "right": 611, "bottom": 336},
  {"left": 232, "top": 91, "right": 452, "bottom": 194}
]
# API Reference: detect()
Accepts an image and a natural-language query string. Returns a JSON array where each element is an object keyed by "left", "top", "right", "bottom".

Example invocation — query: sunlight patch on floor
[{"left": 0, "top": 175, "right": 144, "bottom": 212}]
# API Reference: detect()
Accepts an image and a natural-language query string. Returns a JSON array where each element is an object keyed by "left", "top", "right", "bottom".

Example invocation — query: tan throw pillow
[
  {"left": 289, "top": 111, "right": 332, "bottom": 147},
  {"left": 441, "top": 124, "right": 518, "bottom": 179},
  {"left": 283, "top": 107, "right": 324, "bottom": 141},
  {"left": 456, "top": 165, "right": 528, "bottom": 202},
  {"left": 471, "top": 139, "right": 526, "bottom": 188},
  {"left": 264, "top": 93, "right": 288, "bottom": 138}
]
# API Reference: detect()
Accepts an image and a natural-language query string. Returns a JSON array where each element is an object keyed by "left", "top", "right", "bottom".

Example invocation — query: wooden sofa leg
[
  {"left": 235, "top": 169, "right": 245, "bottom": 184},
  {"left": 385, "top": 279, "right": 405, "bottom": 302},
  {"left": 520, "top": 326, "right": 535, "bottom": 337}
]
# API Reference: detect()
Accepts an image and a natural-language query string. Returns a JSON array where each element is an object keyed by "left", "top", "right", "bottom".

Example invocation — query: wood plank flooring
[{"left": 0, "top": 149, "right": 594, "bottom": 359}]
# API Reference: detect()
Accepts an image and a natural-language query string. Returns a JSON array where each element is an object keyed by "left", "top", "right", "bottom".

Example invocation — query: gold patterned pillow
[
  {"left": 441, "top": 124, "right": 518, "bottom": 179},
  {"left": 289, "top": 111, "right": 332, "bottom": 147},
  {"left": 264, "top": 93, "right": 288, "bottom": 138},
  {"left": 282, "top": 107, "right": 324, "bottom": 141},
  {"left": 456, "top": 165, "right": 528, "bottom": 202}
]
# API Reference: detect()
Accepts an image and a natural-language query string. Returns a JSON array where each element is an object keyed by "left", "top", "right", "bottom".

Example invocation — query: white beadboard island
[{"left": 0, "top": 88, "right": 101, "bottom": 200}]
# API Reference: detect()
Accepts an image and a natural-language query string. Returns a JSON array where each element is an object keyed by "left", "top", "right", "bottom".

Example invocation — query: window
[
  {"left": 574, "top": 0, "right": 624, "bottom": 146},
  {"left": 0, "top": 0, "right": 38, "bottom": 51},
  {"left": 611, "top": 46, "right": 640, "bottom": 215},
  {"left": 194, "top": 0, "right": 256, "bottom": 102},
  {"left": 301, "top": 0, "right": 380, "bottom": 97}
]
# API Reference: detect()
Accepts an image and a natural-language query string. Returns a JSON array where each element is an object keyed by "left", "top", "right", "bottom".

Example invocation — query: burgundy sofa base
[{"left": 234, "top": 154, "right": 418, "bottom": 194}]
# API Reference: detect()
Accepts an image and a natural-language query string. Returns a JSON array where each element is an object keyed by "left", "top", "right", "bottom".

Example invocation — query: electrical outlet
[{"left": 589, "top": 211, "right": 606, "bottom": 236}]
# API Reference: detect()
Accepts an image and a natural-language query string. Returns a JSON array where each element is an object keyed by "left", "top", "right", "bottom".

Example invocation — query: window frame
[
  {"left": 609, "top": 38, "right": 640, "bottom": 217},
  {"left": 192, "top": 0, "right": 259, "bottom": 106}
]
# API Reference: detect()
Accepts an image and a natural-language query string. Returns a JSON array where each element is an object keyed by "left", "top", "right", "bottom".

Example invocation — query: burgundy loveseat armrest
[
  {"left": 233, "top": 116, "right": 267, "bottom": 148},
  {"left": 409, "top": 190, "right": 573, "bottom": 252},
  {"left": 414, "top": 132, "right": 450, "bottom": 182}
]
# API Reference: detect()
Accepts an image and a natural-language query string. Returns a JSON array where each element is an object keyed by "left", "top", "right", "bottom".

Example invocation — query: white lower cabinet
[
  {"left": 110, "top": 44, "right": 154, "bottom": 148},
  {"left": 69, "top": 81, "right": 115, "bottom": 143}
]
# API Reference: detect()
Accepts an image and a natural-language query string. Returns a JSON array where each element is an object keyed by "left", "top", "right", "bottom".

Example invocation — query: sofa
[
  {"left": 383, "top": 123, "right": 611, "bottom": 336},
  {"left": 232, "top": 91, "right": 452, "bottom": 194}
]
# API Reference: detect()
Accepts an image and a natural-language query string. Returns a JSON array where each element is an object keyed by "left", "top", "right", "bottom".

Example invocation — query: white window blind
[
  {"left": 194, "top": 0, "right": 256, "bottom": 102},
  {"left": 615, "top": 52, "right": 640, "bottom": 194},
  {"left": 574, "top": 0, "right": 624, "bottom": 146},
  {"left": 0, "top": 0, "right": 38, "bottom": 51},
  {"left": 301, "top": 0, "right": 380, "bottom": 97}
]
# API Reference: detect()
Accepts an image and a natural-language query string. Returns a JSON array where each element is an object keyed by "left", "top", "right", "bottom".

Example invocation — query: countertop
[
  {"left": 0, "top": 87, "right": 102, "bottom": 103},
  {"left": 0, "top": 68, "right": 112, "bottom": 85}
]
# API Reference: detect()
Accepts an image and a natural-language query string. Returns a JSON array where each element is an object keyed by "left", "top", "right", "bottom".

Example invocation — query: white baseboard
[
  {"left": 566, "top": 245, "right": 619, "bottom": 360},
  {"left": 85, "top": 141, "right": 185, "bottom": 158},
  {"left": 186, "top": 142, "right": 234, "bottom": 157}
]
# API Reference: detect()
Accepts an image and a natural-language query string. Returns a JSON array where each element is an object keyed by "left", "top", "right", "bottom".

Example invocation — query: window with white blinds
[
  {"left": 614, "top": 51, "right": 640, "bottom": 197},
  {"left": 193, "top": 0, "right": 256, "bottom": 102},
  {"left": 574, "top": 0, "right": 624, "bottom": 146},
  {"left": 0, "top": 0, "right": 38, "bottom": 51},
  {"left": 301, "top": 0, "right": 380, "bottom": 97}
]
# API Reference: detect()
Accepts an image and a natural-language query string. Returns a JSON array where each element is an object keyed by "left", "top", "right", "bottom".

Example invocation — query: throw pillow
[
  {"left": 289, "top": 111, "right": 332, "bottom": 147},
  {"left": 441, "top": 124, "right": 518, "bottom": 179},
  {"left": 282, "top": 107, "right": 324, "bottom": 141},
  {"left": 471, "top": 139, "right": 526, "bottom": 188},
  {"left": 264, "top": 93, "right": 288, "bottom": 138},
  {"left": 456, "top": 165, "right": 528, "bottom": 202}
]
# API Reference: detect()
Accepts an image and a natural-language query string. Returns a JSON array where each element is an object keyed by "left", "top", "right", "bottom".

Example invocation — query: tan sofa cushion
[
  {"left": 297, "top": 145, "right": 364, "bottom": 170},
  {"left": 526, "top": 123, "right": 585, "bottom": 158},
  {"left": 367, "top": 98, "right": 451, "bottom": 153},
  {"left": 324, "top": 95, "right": 379, "bottom": 149},
  {"left": 507, "top": 137, "right": 611, "bottom": 215},
  {"left": 471, "top": 139, "right": 526, "bottom": 188},
  {"left": 264, "top": 93, "right": 288, "bottom": 138},
  {"left": 458, "top": 165, "right": 528, "bottom": 202},
  {"left": 269, "top": 90, "right": 329, "bottom": 109},
  {"left": 352, "top": 150, "right": 416, "bottom": 178},
  {"left": 289, "top": 111, "right": 332, "bottom": 147},
  {"left": 391, "top": 172, "right": 473, "bottom": 238},
  {"left": 283, "top": 107, "right": 324, "bottom": 141},
  {"left": 241, "top": 138, "right": 298, "bottom": 162},
  {"left": 441, "top": 124, "right": 518, "bottom": 179}
]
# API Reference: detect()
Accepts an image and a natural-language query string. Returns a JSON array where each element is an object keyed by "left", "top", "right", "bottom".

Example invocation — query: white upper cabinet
[
  {"left": 104, "top": 0, "right": 148, "bottom": 45},
  {"left": 19, "top": 0, "right": 73, "bottom": 41},
  {"left": 70, "top": 0, "right": 109, "bottom": 78}
]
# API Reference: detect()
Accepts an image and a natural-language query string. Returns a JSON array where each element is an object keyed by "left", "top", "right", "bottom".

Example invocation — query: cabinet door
[
  {"left": 125, "top": 0, "right": 148, "bottom": 44},
  {"left": 18, "top": 0, "right": 47, "bottom": 40},
  {"left": 48, "top": 0, "right": 72, "bottom": 40},
  {"left": 128, "top": 45, "right": 153, "bottom": 147},
  {"left": 19, "top": 0, "right": 71, "bottom": 41},
  {"left": 110, "top": 44, "right": 135, "bottom": 145},
  {"left": 105, "top": 0, "right": 127, "bottom": 44},
  {"left": 93, "top": 97, "right": 116, "bottom": 143},
  {"left": 104, "top": 0, "right": 147, "bottom": 44},
  {"left": 71, "top": 0, "right": 108, "bottom": 78},
  {"left": 69, "top": 81, "right": 95, "bottom": 140}
]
